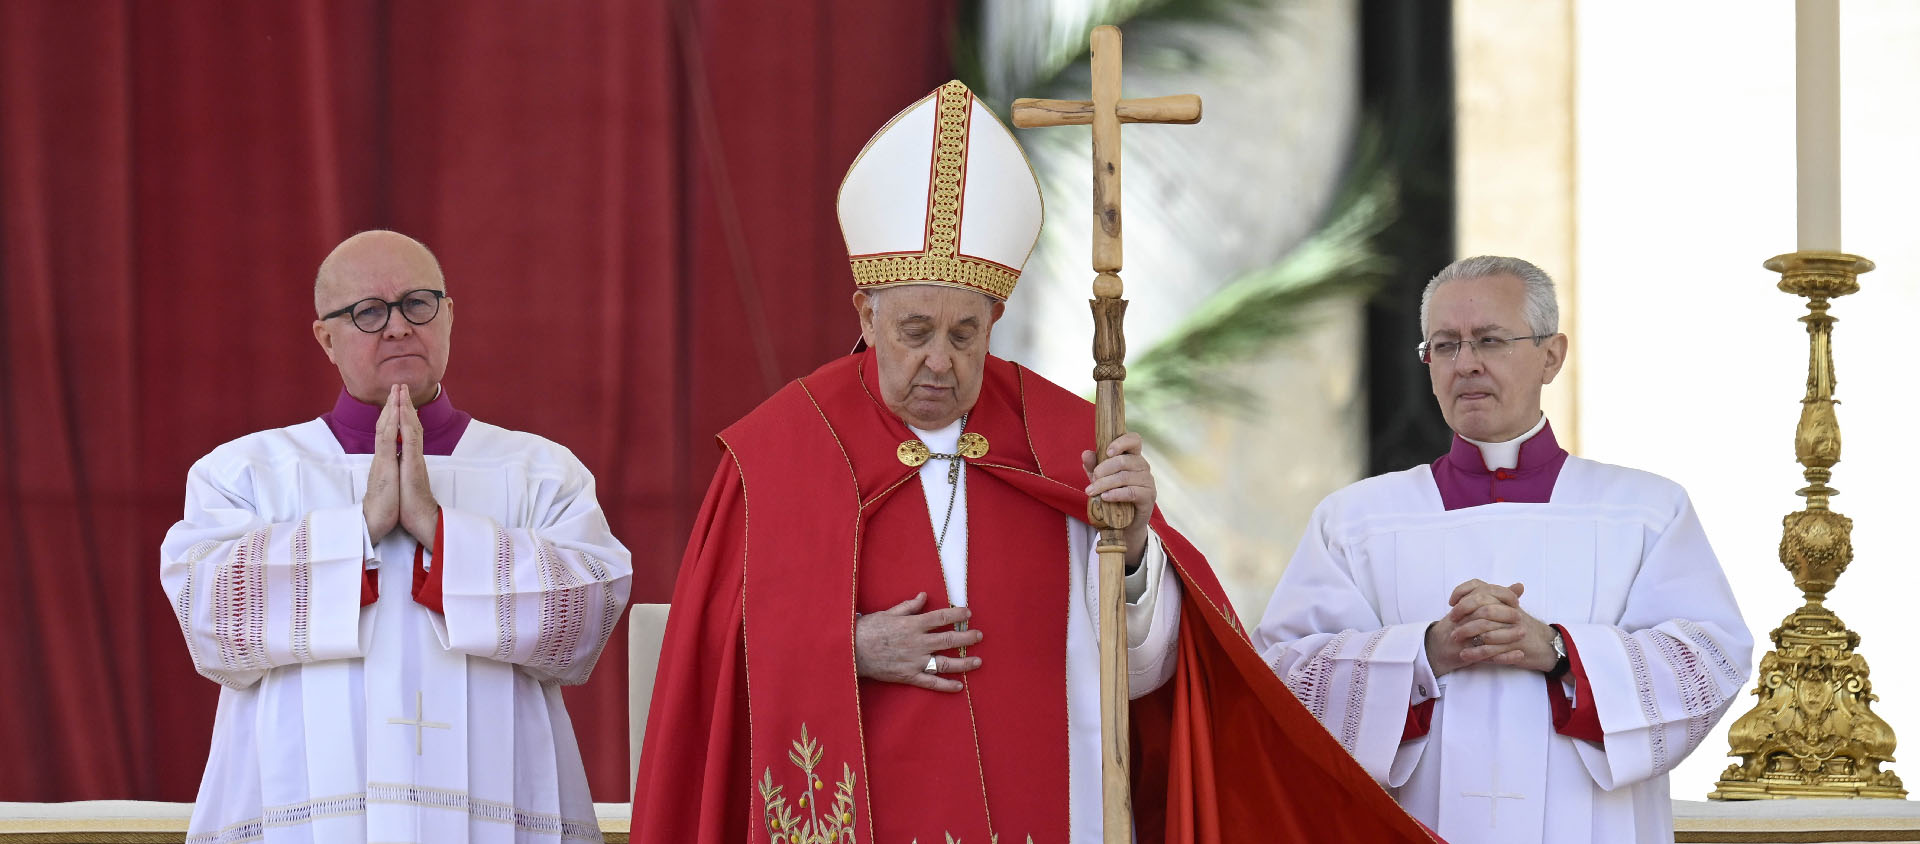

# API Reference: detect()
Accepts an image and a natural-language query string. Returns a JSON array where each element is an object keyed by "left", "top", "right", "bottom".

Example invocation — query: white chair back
[{"left": 626, "top": 602, "right": 672, "bottom": 796}]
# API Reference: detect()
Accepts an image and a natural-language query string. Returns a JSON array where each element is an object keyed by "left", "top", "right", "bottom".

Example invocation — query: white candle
[{"left": 1796, "top": 0, "right": 1841, "bottom": 252}]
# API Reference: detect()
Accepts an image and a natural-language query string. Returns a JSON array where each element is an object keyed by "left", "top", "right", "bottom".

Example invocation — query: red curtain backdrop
[{"left": 0, "top": 0, "right": 955, "bottom": 802}]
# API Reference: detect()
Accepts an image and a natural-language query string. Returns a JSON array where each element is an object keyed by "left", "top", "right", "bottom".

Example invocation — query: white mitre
[{"left": 837, "top": 80, "right": 1044, "bottom": 301}]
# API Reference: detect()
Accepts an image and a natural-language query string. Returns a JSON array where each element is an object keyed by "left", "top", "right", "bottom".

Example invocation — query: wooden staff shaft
[{"left": 1092, "top": 375, "right": 1133, "bottom": 844}]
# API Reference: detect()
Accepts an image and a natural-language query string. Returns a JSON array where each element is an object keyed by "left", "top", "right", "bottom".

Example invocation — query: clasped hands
[
  {"left": 362, "top": 383, "right": 440, "bottom": 554},
  {"left": 1425, "top": 579, "right": 1559, "bottom": 678}
]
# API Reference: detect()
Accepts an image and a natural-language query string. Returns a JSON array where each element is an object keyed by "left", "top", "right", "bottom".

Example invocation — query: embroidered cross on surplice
[
  {"left": 387, "top": 691, "right": 450, "bottom": 756},
  {"left": 1460, "top": 752, "right": 1527, "bottom": 826}
]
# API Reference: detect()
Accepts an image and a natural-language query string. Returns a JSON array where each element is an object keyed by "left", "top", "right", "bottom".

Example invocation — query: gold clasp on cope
[
  {"left": 957, "top": 432, "right": 989, "bottom": 459},
  {"left": 897, "top": 433, "right": 988, "bottom": 468},
  {"left": 897, "top": 440, "right": 931, "bottom": 467}
]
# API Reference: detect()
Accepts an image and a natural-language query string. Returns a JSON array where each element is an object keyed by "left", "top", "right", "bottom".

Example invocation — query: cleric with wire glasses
[{"left": 1252, "top": 255, "right": 1750, "bottom": 843}]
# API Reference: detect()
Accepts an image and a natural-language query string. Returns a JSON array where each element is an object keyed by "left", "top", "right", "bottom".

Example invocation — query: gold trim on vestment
[
  {"left": 795, "top": 379, "right": 882, "bottom": 835},
  {"left": 717, "top": 437, "right": 763, "bottom": 844}
]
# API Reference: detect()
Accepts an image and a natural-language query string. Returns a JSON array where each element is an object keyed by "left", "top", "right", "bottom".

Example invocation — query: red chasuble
[{"left": 632, "top": 349, "right": 1440, "bottom": 844}]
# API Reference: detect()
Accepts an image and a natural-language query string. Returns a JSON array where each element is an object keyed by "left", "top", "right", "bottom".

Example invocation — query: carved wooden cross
[{"left": 1011, "top": 25, "right": 1201, "bottom": 843}]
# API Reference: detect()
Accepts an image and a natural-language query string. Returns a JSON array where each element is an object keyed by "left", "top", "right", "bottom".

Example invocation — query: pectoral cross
[
  {"left": 1010, "top": 25, "right": 1201, "bottom": 844},
  {"left": 1460, "top": 753, "right": 1527, "bottom": 826},
  {"left": 387, "top": 691, "right": 450, "bottom": 756}
]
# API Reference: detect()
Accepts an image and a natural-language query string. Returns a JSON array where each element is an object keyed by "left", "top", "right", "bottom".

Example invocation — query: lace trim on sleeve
[
  {"left": 214, "top": 526, "right": 272, "bottom": 672},
  {"left": 1655, "top": 621, "right": 1736, "bottom": 753},
  {"left": 527, "top": 536, "right": 588, "bottom": 678},
  {"left": 1615, "top": 627, "right": 1667, "bottom": 772},
  {"left": 1341, "top": 629, "right": 1390, "bottom": 752},
  {"left": 174, "top": 539, "right": 243, "bottom": 686},
  {"left": 490, "top": 521, "right": 516, "bottom": 662},
  {"left": 1284, "top": 630, "right": 1353, "bottom": 724},
  {"left": 579, "top": 550, "right": 621, "bottom": 673},
  {"left": 289, "top": 516, "right": 313, "bottom": 663}
]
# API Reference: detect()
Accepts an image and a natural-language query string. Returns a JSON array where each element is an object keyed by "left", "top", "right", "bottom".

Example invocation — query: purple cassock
[
  {"left": 321, "top": 387, "right": 472, "bottom": 455},
  {"left": 1430, "top": 420, "right": 1569, "bottom": 510}
]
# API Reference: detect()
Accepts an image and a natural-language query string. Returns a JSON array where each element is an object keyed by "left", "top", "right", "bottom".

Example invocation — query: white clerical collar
[
  {"left": 908, "top": 418, "right": 964, "bottom": 453},
  {"left": 1463, "top": 413, "right": 1547, "bottom": 471}
]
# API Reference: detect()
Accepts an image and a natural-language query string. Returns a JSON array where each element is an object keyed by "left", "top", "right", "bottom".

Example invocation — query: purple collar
[
  {"left": 321, "top": 386, "right": 472, "bottom": 456},
  {"left": 1430, "top": 420, "right": 1569, "bottom": 510}
]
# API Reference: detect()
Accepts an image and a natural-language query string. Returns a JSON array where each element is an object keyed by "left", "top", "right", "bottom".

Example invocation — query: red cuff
[
  {"left": 1402, "top": 697, "right": 1437, "bottom": 742},
  {"left": 360, "top": 567, "right": 380, "bottom": 606},
  {"left": 1546, "top": 624, "right": 1604, "bottom": 744},
  {"left": 411, "top": 509, "right": 446, "bottom": 614}
]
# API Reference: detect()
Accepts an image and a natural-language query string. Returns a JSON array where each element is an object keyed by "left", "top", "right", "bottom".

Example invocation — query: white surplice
[
  {"left": 1253, "top": 455, "right": 1751, "bottom": 844},
  {"left": 907, "top": 420, "right": 1180, "bottom": 844},
  {"left": 161, "top": 418, "right": 632, "bottom": 844}
]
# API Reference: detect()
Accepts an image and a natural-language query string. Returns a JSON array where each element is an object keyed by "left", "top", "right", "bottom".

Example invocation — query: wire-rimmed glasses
[{"left": 1417, "top": 334, "right": 1552, "bottom": 364}]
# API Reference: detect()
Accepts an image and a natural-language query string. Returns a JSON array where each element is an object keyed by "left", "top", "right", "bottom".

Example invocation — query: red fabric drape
[{"left": 0, "top": 0, "right": 955, "bottom": 802}]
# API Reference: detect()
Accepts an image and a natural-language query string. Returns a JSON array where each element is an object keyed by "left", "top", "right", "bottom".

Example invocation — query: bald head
[
  {"left": 311, "top": 230, "right": 455, "bottom": 405},
  {"left": 314, "top": 230, "right": 446, "bottom": 317}
]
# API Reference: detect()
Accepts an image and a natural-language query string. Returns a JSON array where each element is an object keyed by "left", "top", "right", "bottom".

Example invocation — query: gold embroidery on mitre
[
  {"left": 957, "top": 432, "right": 989, "bottom": 460},
  {"left": 927, "top": 80, "right": 969, "bottom": 262},
  {"left": 851, "top": 80, "right": 1023, "bottom": 301},
  {"left": 898, "top": 440, "right": 932, "bottom": 467},
  {"left": 851, "top": 254, "right": 1021, "bottom": 301},
  {"left": 759, "top": 724, "right": 859, "bottom": 844}
]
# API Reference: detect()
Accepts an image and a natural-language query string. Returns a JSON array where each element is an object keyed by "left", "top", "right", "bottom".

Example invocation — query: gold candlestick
[{"left": 1712, "top": 251, "right": 1904, "bottom": 800}]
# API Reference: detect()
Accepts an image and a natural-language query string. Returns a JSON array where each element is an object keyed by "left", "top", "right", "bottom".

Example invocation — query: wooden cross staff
[{"left": 1012, "top": 24, "right": 1200, "bottom": 843}]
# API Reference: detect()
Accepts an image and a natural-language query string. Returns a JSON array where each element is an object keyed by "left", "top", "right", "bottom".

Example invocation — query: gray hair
[{"left": 1419, "top": 255, "right": 1559, "bottom": 339}]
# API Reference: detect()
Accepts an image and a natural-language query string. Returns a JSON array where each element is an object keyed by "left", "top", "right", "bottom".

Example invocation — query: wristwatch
[{"left": 1547, "top": 627, "right": 1570, "bottom": 678}]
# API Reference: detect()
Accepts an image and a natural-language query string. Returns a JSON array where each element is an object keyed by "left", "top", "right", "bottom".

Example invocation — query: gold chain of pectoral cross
[
  {"left": 894, "top": 415, "right": 992, "bottom": 641},
  {"left": 895, "top": 414, "right": 991, "bottom": 556},
  {"left": 927, "top": 414, "right": 971, "bottom": 555}
]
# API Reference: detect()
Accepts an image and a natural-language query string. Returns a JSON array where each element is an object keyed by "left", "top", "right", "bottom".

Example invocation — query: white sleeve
[
  {"left": 1253, "top": 503, "right": 1434, "bottom": 786},
  {"left": 1560, "top": 493, "right": 1753, "bottom": 789},
  {"left": 1074, "top": 523, "right": 1183, "bottom": 699},
  {"left": 1122, "top": 530, "right": 1181, "bottom": 698},
  {"left": 160, "top": 455, "right": 373, "bottom": 689},
  {"left": 426, "top": 451, "right": 634, "bottom": 686}
]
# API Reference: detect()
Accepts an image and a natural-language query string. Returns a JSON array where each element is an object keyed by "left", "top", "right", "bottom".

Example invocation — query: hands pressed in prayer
[
  {"left": 394, "top": 386, "right": 440, "bottom": 553},
  {"left": 855, "top": 592, "right": 983, "bottom": 693},
  {"left": 1081, "top": 431, "right": 1155, "bottom": 570},
  {"left": 363, "top": 385, "right": 403, "bottom": 542},
  {"left": 1426, "top": 579, "right": 1559, "bottom": 677},
  {"left": 362, "top": 383, "right": 441, "bottom": 553}
]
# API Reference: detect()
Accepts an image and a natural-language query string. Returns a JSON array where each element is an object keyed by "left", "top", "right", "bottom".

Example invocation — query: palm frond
[
  {"left": 963, "top": 0, "right": 1272, "bottom": 108},
  {"left": 958, "top": 0, "right": 1404, "bottom": 448},
  {"left": 1123, "top": 117, "right": 1401, "bottom": 441}
]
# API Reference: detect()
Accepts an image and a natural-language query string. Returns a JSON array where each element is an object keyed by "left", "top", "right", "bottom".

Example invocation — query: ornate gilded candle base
[{"left": 1711, "top": 252, "right": 1905, "bottom": 800}]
